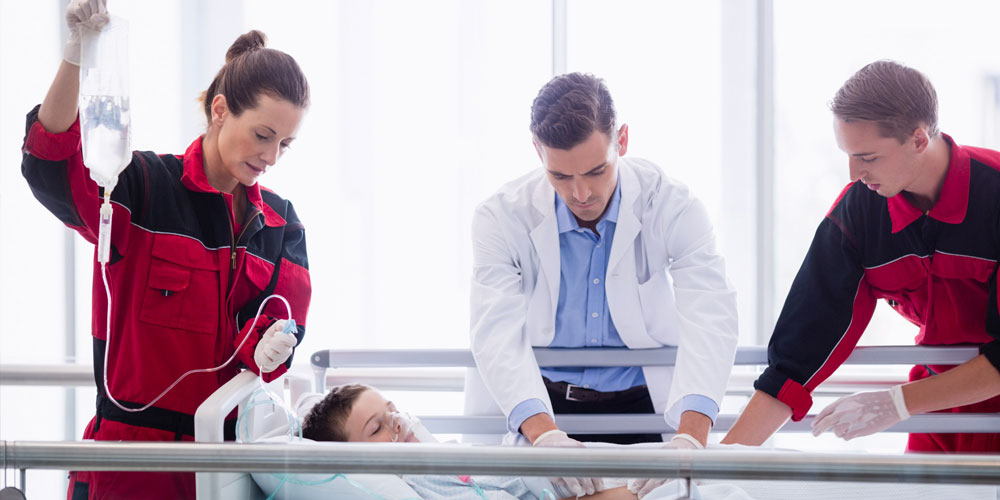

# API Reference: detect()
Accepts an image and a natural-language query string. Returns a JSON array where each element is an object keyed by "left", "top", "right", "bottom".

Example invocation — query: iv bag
[{"left": 80, "top": 16, "right": 131, "bottom": 192}]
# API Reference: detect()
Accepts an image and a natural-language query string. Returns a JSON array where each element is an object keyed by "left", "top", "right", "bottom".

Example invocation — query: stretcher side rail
[
  {"left": 4, "top": 440, "right": 999, "bottom": 484},
  {"left": 418, "top": 413, "right": 1000, "bottom": 434},
  {"left": 310, "top": 345, "right": 981, "bottom": 390}
]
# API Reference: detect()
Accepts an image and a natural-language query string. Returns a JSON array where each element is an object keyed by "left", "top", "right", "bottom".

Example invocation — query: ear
[
  {"left": 616, "top": 123, "right": 629, "bottom": 157},
  {"left": 210, "top": 94, "right": 229, "bottom": 127},
  {"left": 911, "top": 125, "right": 930, "bottom": 153}
]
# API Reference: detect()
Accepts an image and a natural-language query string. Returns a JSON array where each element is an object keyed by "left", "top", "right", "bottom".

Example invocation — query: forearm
[
  {"left": 675, "top": 410, "right": 712, "bottom": 446},
  {"left": 720, "top": 390, "right": 791, "bottom": 445},
  {"left": 902, "top": 354, "right": 1000, "bottom": 414},
  {"left": 520, "top": 412, "right": 559, "bottom": 443},
  {"left": 38, "top": 60, "right": 80, "bottom": 133}
]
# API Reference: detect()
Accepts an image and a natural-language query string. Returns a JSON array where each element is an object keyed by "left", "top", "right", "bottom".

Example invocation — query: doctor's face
[{"left": 536, "top": 125, "right": 628, "bottom": 223}]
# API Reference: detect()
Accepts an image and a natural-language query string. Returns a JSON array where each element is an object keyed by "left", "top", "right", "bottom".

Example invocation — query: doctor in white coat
[{"left": 466, "top": 73, "right": 739, "bottom": 498}]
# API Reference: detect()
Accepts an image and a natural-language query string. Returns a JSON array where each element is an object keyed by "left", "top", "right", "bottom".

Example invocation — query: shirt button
[
  {"left": 596, "top": 243, "right": 601, "bottom": 248},
  {"left": 592, "top": 278, "right": 600, "bottom": 284},
  {"left": 590, "top": 338, "right": 597, "bottom": 343},
  {"left": 591, "top": 312, "right": 599, "bottom": 318},
  {"left": 583, "top": 384, "right": 590, "bottom": 388}
]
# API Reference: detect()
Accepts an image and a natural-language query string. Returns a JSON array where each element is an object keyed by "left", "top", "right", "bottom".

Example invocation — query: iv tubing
[{"left": 101, "top": 244, "right": 294, "bottom": 413}]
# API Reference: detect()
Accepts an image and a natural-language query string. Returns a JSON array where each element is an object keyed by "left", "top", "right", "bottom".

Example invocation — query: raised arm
[{"left": 39, "top": 0, "right": 108, "bottom": 132}]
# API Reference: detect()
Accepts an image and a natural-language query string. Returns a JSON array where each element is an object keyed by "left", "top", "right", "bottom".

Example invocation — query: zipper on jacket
[{"left": 230, "top": 206, "right": 261, "bottom": 271}]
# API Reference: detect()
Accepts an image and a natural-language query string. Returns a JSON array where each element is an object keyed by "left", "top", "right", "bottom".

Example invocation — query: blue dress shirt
[{"left": 508, "top": 179, "right": 719, "bottom": 434}]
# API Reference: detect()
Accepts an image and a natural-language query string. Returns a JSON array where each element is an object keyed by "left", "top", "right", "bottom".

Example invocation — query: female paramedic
[{"left": 20, "top": 0, "right": 312, "bottom": 498}]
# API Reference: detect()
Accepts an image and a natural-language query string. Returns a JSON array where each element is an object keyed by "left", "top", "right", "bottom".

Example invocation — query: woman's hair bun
[{"left": 225, "top": 30, "right": 268, "bottom": 64}]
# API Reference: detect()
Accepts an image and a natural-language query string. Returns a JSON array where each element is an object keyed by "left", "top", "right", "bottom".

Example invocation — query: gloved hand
[
  {"left": 627, "top": 433, "right": 703, "bottom": 498},
  {"left": 253, "top": 320, "right": 298, "bottom": 373},
  {"left": 811, "top": 385, "right": 910, "bottom": 441},
  {"left": 63, "top": 0, "right": 110, "bottom": 65},
  {"left": 532, "top": 429, "right": 604, "bottom": 497}
]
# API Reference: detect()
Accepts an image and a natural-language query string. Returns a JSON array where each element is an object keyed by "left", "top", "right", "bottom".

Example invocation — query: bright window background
[{"left": 1, "top": 0, "right": 999, "bottom": 496}]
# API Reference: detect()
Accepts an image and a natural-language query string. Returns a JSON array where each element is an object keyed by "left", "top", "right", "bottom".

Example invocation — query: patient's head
[{"left": 302, "top": 384, "right": 418, "bottom": 443}]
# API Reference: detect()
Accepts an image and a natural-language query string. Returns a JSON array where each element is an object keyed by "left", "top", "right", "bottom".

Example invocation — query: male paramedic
[
  {"left": 723, "top": 60, "right": 1000, "bottom": 452},
  {"left": 467, "top": 72, "right": 739, "bottom": 497}
]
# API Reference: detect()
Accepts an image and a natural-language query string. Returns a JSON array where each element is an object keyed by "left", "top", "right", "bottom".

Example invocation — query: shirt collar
[
  {"left": 180, "top": 136, "right": 286, "bottom": 227},
  {"left": 887, "top": 133, "right": 969, "bottom": 233},
  {"left": 554, "top": 177, "right": 622, "bottom": 234}
]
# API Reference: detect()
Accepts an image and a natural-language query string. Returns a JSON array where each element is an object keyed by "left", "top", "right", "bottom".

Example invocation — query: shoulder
[
  {"left": 258, "top": 186, "right": 304, "bottom": 226},
  {"left": 621, "top": 157, "right": 696, "bottom": 213},
  {"left": 475, "top": 168, "right": 546, "bottom": 218}
]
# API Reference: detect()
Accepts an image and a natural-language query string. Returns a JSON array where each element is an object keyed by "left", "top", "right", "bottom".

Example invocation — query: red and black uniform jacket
[
  {"left": 21, "top": 105, "right": 311, "bottom": 439},
  {"left": 755, "top": 133, "right": 1000, "bottom": 421}
]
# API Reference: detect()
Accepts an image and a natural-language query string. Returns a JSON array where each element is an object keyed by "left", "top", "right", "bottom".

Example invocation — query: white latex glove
[
  {"left": 532, "top": 429, "right": 604, "bottom": 497},
  {"left": 811, "top": 385, "right": 910, "bottom": 441},
  {"left": 63, "top": 0, "right": 110, "bottom": 65},
  {"left": 253, "top": 320, "right": 298, "bottom": 373},
  {"left": 627, "top": 434, "right": 703, "bottom": 498}
]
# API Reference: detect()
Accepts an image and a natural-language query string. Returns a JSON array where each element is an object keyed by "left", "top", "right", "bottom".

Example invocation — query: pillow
[{"left": 250, "top": 435, "right": 423, "bottom": 500}]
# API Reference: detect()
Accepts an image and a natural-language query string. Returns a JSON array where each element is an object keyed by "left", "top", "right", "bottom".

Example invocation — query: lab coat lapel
[
  {"left": 529, "top": 176, "right": 560, "bottom": 319},
  {"left": 608, "top": 161, "right": 640, "bottom": 273}
]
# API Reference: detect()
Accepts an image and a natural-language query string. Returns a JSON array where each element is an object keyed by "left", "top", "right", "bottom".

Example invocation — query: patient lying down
[{"left": 300, "top": 384, "right": 638, "bottom": 500}]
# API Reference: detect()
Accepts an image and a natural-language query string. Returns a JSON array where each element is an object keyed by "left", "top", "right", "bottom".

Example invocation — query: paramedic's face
[
  {"left": 834, "top": 118, "right": 922, "bottom": 199},
  {"left": 345, "top": 389, "right": 416, "bottom": 443},
  {"left": 536, "top": 125, "right": 628, "bottom": 223},
  {"left": 213, "top": 94, "right": 304, "bottom": 188}
]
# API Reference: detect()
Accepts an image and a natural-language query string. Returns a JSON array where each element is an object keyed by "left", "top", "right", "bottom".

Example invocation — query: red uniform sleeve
[{"left": 753, "top": 184, "right": 877, "bottom": 421}]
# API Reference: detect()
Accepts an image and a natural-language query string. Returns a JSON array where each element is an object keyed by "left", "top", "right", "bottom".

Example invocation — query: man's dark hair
[
  {"left": 530, "top": 72, "right": 616, "bottom": 149},
  {"left": 830, "top": 60, "right": 938, "bottom": 143},
  {"left": 301, "top": 384, "right": 371, "bottom": 442}
]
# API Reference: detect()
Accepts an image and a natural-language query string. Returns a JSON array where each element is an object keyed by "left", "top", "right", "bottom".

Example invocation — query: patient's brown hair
[{"left": 301, "top": 384, "right": 371, "bottom": 442}]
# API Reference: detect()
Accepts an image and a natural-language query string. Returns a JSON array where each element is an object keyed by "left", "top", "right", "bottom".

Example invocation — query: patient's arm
[{"left": 570, "top": 486, "right": 636, "bottom": 500}]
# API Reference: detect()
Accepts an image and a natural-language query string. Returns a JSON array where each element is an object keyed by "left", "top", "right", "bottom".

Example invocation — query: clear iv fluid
[{"left": 80, "top": 94, "right": 131, "bottom": 190}]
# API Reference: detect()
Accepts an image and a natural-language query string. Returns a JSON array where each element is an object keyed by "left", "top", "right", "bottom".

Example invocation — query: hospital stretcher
[{"left": 2, "top": 346, "right": 999, "bottom": 499}]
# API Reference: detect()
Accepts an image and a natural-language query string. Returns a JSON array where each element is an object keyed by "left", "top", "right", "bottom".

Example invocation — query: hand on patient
[
  {"left": 533, "top": 429, "right": 604, "bottom": 497},
  {"left": 811, "top": 385, "right": 910, "bottom": 440},
  {"left": 254, "top": 320, "right": 297, "bottom": 373},
  {"left": 626, "top": 433, "right": 702, "bottom": 499}
]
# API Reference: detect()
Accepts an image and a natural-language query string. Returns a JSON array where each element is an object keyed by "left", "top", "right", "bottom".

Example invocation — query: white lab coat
[{"left": 465, "top": 157, "right": 738, "bottom": 430}]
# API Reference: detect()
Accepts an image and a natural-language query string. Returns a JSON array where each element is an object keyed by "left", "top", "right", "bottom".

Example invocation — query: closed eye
[{"left": 859, "top": 157, "right": 877, "bottom": 163}]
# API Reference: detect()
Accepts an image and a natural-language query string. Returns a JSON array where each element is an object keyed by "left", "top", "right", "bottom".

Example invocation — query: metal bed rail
[
  {"left": 418, "top": 413, "right": 1000, "bottom": 434},
  {"left": 3, "top": 440, "right": 998, "bottom": 484},
  {"left": 0, "top": 364, "right": 909, "bottom": 396}
]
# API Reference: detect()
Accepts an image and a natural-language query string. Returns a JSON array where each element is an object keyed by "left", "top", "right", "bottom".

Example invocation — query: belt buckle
[{"left": 565, "top": 383, "right": 586, "bottom": 402}]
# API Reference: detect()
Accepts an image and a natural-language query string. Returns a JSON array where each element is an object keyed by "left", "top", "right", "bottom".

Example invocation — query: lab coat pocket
[
  {"left": 140, "top": 238, "right": 221, "bottom": 335},
  {"left": 637, "top": 271, "right": 679, "bottom": 345}
]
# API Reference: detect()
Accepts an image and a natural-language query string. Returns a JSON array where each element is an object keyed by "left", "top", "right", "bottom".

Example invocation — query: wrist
[
  {"left": 889, "top": 384, "right": 910, "bottom": 420},
  {"left": 532, "top": 429, "right": 567, "bottom": 446},
  {"left": 671, "top": 433, "right": 704, "bottom": 449}
]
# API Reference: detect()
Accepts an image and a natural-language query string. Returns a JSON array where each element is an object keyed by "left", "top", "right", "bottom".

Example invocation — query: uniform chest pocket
[{"left": 139, "top": 237, "right": 221, "bottom": 335}]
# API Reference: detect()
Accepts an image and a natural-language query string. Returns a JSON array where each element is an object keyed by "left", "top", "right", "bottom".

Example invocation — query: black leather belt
[{"left": 543, "top": 377, "right": 648, "bottom": 403}]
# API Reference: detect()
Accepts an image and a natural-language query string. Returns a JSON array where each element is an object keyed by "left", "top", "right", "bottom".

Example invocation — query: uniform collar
[
  {"left": 554, "top": 177, "right": 622, "bottom": 233},
  {"left": 181, "top": 137, "right": 286, "bottom": 227},
  {"left": 887, "top": 133, "right": 969, "bottom": 233}
]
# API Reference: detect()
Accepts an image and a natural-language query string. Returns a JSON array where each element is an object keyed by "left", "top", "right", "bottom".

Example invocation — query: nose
[
  {"left": 260, "top": 143, "right": 280, "bottom": 167},
  {"left": 848, "top": 158, "right": 866, "bottom": 183},
  {"left": 570, "top": 178, "right": 591, "bottom": 203}
]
